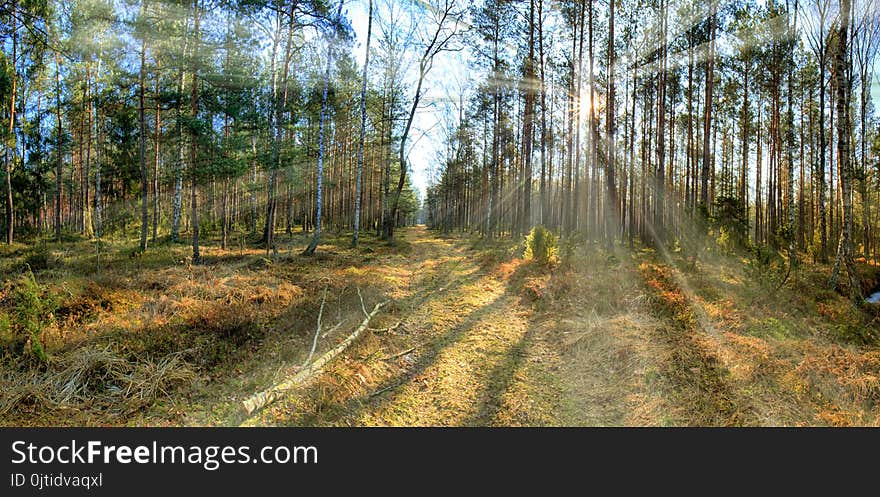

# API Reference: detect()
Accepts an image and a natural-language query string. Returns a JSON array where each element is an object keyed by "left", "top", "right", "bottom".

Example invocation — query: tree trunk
[
  {"left": 190, "top": 0, "right": 202, "bottom": 263},
  {"left": 786, "top": 5, "right": 796, "bottom": 268},
  {"left": 304, "top": 0, "right": 343, "bottom": 255},
  {"left": 538, "top": 0, "right": 547, "bottom": 226},
  {"left": 740, "top": 60, "right": 749, "bottom": 240},
  {"left": 605, "top": 0, "right": 617, "bottom": 248},
  {"left": 521, "top": 0, "right": 535, "bottom": 234},
  {"left": 829, "top": 0, "right": 860, "bottom": 300},
  {"left": 654, "top": 0, "right": 667, "bottom": 243},
  {"left": 55, "top": 49, "right": 63, "bottom": 243},
  {"left": 139, "top": 34, "right": 149, "bottom": 252},
  {"left": 700, "top": 4, "right": 716, "bottom": 212},
  {"left": 171, "top": 10, "right": 190, "bottom": 243},
  {"left": 153, "top": 71, "right": 161, "bottom": 243},
  {"left": 5, "top": 0, "right": 17, "bottom": 245},
  {"left": 353, "top": 0, "right": 373, "bottom": 247}
]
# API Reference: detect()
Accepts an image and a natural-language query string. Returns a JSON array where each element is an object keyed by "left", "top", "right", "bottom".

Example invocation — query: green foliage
[
  {"left": 0, "top": 271, "right": 59, "bottom": 364},
  {"left": 744, "top": 243, "right": 787, "bottom": 288},
  {"left": 23, "top": 245, "right": 55, "bottom": 272},
  {"left": 711, "top": 195, "right": 748, "bottom": 252},
  {"left": 716, "top": 226, "right": 736, "bottom": 255},
  {"left": 830, "top": 322, "right": 878, "bottom": 345},
  {"left": 524, "top": 225, "right": 558, "bottom": 266},
  {"left": 775, "top": 222, "right": 794, "bottom": 250}
]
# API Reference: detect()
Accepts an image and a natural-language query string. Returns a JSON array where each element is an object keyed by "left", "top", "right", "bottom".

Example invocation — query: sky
[{"left": 346, "top": 0, "right": 468, "bottom": 202}]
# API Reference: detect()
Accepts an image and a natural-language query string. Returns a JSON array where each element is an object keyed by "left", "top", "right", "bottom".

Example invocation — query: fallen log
[{"left": 241, "top": 299, "right": 388, "bottom": 416}]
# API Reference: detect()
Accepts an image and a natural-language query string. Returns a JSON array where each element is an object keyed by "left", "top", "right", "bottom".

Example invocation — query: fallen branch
[
  {"left": 369, "top": 322, "right": 403, "bottom": 334},
  {"left": 370, "top": 379, "right": 406, "bottom": 398},
  {"left": 357, "top": 286, "right": 369, "bottom": 318},
  {"left": 381, "top": 347, "right": 415, "bottom": 361},
  {"left": 321, "top": 320, "right": 346, "bottom": 339},
  {"left": 303, "top": 286, "right": 329, "bottom": 367},
  {"left": 241, "top": 299, "right": 389, "bottom": 416}
]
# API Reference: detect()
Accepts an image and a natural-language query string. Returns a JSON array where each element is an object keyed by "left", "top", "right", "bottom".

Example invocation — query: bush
[
  {"left": 0, "top": 271, "right": 59, "bottom": 364},
  {"left": 524, "top": 226, "right": 558, "bottom": 266},
  {"left": 716, "top": 226, "right": 736, "bottom": 255},
  {"left": 23, "top": 246, "right": 55, "bottom": 272}
]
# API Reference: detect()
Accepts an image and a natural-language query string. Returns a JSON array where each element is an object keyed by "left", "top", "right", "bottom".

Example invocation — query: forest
[{"left": 2, "top": 0, "right": 880, "bottom": 427}]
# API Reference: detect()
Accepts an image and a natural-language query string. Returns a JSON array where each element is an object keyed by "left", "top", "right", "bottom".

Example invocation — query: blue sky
[{"left": 347, "top": 0, "right": 467, "bottom": 202}]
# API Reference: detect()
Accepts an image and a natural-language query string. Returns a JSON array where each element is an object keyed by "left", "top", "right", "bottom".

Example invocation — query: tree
[
  {"left": 853, "top": 0, "right": 880, "bottom": 259},
  {"left": 654, "top": 0, "right": 668, "bottom": 243},
  {"left": 303, "top": 0, "right": 345, "bottom": 256},
  {"left": 802, "top": 0, "right": 832, "bottom": 261},
  {"left": 189, "top": 0, "right": 202, "bottom": 263},
  {"left": 353, "top": 0, "right": 373, "bottom": 248},
  {"left": 700, "top": 1, "right": 717, "bottom": 213},
  {"left": 520, "top": 0, "right": 536, "bottom": 235},
  {"left": 4, "top": 0, "right": 18, "bottom": 245},
  {"left": 136, "top": 1, "right": 150, "bottom": 252},
  {"left": 605, "top": 0, "right": 617, "bottom": 249},
  {"left": 829, "top": 0, "right": 861, "bottom": 300},
  {"left": 386, "top": 0, "right": 461, "bottom": 244}
]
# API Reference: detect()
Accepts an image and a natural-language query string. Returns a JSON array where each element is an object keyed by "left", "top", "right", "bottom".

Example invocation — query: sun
[{"left": 578, "top": 86, "right": 604, "bottom": 123}]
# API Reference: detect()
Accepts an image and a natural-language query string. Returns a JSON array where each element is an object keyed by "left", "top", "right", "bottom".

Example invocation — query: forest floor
[{"left": 3, "top": 225, "right": 880, "bottom": 426}]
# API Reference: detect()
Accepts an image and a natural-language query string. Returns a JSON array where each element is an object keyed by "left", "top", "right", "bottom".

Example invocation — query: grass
[
  {"left": 646, "top": 244, "right": 880, "bottom": 426},
  {"left": 3, "top": 225, "right": 880, "bottom": 426},
  {"left": 0, "top": 228, "right": 410, "bottom": 426}
]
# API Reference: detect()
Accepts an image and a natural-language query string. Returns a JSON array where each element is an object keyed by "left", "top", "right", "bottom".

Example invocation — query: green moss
[{"left": 745, "top": 317, "right": 800, "bottom": 340}]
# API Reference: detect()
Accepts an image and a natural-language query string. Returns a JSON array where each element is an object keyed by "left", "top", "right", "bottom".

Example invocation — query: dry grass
[
  {"left": 661, "top": 249, "right": 880, "bottom": 426},
  {"left": 1, "top": 345, "right": 195, "bottom": 422},
  {"left": 0, "top": 229, "right": 408, "bottom": 426},
  {"left": 6, "top": 225, "right": 880, "bottom": 427},
  {"left": 507, "top": 248, "right": 669, "bottom": 426}
]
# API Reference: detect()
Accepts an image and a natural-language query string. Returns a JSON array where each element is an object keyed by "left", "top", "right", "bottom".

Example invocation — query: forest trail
[
  {"left": 242, "top": 226, "right": 561, "bottom": 425},
  {"left": 238, "top": 226, "right": 678, "bottom": 426},
  {"left": 168, "top": 226, "right": 880, "bottom": 427}
]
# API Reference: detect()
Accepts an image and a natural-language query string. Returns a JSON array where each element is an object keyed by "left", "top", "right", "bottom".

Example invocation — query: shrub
[
  {"left": 524, "top": 225, "right": 558, "bottom": 265},
  {"left": 716, "top": 226, "right": 736, "bottom": 255},
  {"left": 23, "top": 246, "right": 55, "bottom": 272},
  {"left": 0, "top": 271, "right": 58, "bottom": 364},
  {"left": 711, "top": 195, "right": 748, "bottom": 250}
]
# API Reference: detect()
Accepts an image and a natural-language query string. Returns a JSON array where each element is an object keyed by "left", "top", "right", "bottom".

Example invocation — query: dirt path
[
  {"left": 241, "top": 227, "right": 564, "bottom": 426},
  {"left": 181, "top": 226, "right": 845, "bottom": 427},
  {"left": 234, "top": 227, "right": 756, "bottom": 426}
]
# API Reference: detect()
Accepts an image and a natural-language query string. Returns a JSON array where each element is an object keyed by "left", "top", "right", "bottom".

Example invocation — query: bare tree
[{"left": 385, "top": 0, "right": 462, "bottom": 244}]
